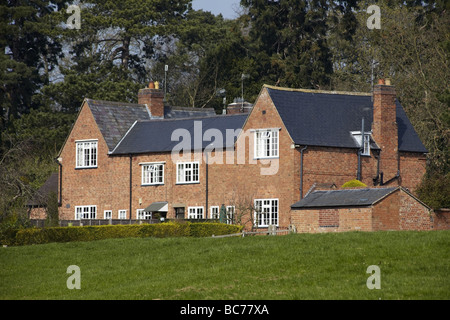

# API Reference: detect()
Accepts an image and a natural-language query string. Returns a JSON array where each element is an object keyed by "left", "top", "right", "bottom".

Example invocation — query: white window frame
[
  {"left": 210, "top": 206, "right": 220, "bottom": 219},
  {"left": 226, "top": 205, "right": 235, "bottom": 225},
  {"left": 254, "top": 129, "right": 279, "bottom": 159},
  {"left": 188, "top": 206, "right": 204, "bottom": 219},
  {"left": 141, "top": 163, "right": 164, "bottom": 185},
  {"left": 137, "top": 209, "right": 152, "bottom": 220},
  {"left": 75, "top": 140, "right": 98, "bottom": 168},
  {"left": 104, "top": 210, "right": 112, "bottom": 219},
  {"left": 75, "top": 205, "right": 97, "bottom": 220},
  {"left": 176, "top": 161, "right": 200, "bottom": 184},
  {"left": 118, "top": 210, "right": 127, "bottom": 220},
  {"left": 351, "top": 131, "right": 371, "bottom": 156},
  {"left": 254, "top": 199, "right": 279, "bottom": 228}
]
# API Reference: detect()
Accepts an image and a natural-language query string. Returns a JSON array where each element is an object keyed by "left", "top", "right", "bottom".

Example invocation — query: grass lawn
[{"left": 0, "top": 230, "right": 448, "bottom": 300}]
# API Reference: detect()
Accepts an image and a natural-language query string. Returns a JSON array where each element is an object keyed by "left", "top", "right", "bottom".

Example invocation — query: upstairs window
[
  {"left": 351, "top": 132, "right": 371, "bottom": 156},
  {"left": 76, "top": 140, "right": 98, "bottom": 168},
  {"left": 255, "top": 129, "right": 279, "bottom": 159},
  {"left": 177, "top": 162, "right": 199, "bottom": 184},
  {"left": 141, "top": 163, "right": 164, "bottom": 185}
]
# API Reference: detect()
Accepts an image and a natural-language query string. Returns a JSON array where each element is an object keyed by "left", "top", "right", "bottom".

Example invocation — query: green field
[{"left": 0, "top": 231, "right": 448, "bottom": 300}]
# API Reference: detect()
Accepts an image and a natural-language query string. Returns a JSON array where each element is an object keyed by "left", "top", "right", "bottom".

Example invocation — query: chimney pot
[
  {"left": 378, "top": 79, "right": 385, "bottom": 85},
  {"left": 138, "top": 83, "right": 164, "bottom": 118}
]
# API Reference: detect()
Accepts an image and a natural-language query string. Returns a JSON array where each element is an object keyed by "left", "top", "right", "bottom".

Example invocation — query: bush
[
  {"left": 14, "top": 222, "right": 243, "bottom": 246},
  {"left": 341, "top": 179, "right": 367, "bottom": 188}
]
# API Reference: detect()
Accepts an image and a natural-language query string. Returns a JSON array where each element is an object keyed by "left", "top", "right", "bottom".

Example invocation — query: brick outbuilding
[{"left": 290, "top": 187, "right": 435, "bottom": 233}]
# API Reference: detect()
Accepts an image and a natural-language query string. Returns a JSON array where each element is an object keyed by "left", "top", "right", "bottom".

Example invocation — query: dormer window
[
  {"left": 76, "top": 140, "right": 98, "bottom": 168},
  {"left": 351, "top": 132, "right": 371, "bottom": 156}
]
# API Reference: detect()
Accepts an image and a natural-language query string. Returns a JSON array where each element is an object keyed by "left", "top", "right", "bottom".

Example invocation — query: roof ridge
[
  {"left": 136, "top": 113, "right": 248, "bottom": 123},
  {"left": 263, "top": 84, "right": 372, "bottom": 96},
  {"left": 86, "top": 98, "right": 145, "bottom": 107}
]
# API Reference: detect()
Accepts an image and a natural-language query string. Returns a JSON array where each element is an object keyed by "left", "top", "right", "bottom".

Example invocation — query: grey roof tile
[
  {"left": 111, "top": 114, "right": 248, "bottom": 155},
  {"left": 291, "top": 187, "right": 398, "bottom": 208},
  {"left": 267, "top": 88, "right": 428, "bottom": 153}
]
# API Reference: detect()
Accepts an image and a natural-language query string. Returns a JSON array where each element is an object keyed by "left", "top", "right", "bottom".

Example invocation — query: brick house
[{"left": 36, "top": 79, "right": 437, "bottom": 231}]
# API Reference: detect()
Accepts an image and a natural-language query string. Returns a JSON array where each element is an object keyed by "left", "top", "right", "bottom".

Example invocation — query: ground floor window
[
  {"left": 118, "top": 210, "right": 127, "bottom": 219},
  {"left": 188, "top": 206, "right": 204, "bottom": 219},
  {"left": 104, "top": 210, "right": 112, "bottom": 219},
  {"left": 226, "top": 205, "right": 235, "bottom": 224},
  {"left": 210, "top": 206, "right": 219, "bottom": 219},
  {"left": 254, "top": 199, "right": 278, "bottom": 227},
  {"left": 137, "top": 209, "right": 152, "bottom": 220},
  {"left": 75, "top": 206, "right": 97, "bottom": 220}
]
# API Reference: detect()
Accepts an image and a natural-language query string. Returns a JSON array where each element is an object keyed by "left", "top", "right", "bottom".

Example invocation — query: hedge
[{"left": 10, "top": 222, "right": 243, "bottom": 246}]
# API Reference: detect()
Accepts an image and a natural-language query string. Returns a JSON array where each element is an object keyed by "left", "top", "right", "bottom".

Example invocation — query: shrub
[
  {"left": 341, "top": 179, "right": 367, "bottom": 188},
  {"left": 14, "top": 222, "right": 243, "bottom": 246}
]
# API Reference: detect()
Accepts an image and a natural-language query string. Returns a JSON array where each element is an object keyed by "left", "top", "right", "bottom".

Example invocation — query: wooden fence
[{"left": 211, "top": 228, "right": 292, "bottom": 238}]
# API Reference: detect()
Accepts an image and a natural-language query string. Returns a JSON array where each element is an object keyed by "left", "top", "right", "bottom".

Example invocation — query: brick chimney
[
  {"left": 138, "top": 81, "right": 164, "bottom": 118},
  {"left": 372, "top": 79, "right": 399, "bottom": 183}
]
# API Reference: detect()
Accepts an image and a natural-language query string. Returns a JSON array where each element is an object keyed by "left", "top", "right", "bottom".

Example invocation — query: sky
[{"left": 192, "top": 0, "right": 242, "bottom": 19}]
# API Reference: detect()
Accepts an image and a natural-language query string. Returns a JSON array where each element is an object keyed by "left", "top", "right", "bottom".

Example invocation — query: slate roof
[
  {"left": 86, "top": 99, "right": 216, "bottom": 151},
  {"left": 266, "top": 86, "right": 428, "bottom": 153},
  {"left": 111, "top": 114, "right": 248, "bottom": 155},
  {"left": 87, "top": 99, "right": 151, "bottom": 151},
  {"left": 291, "top": 187, "right": 398, "bottom": 209},
  {"left": 164, "top": 106, "right": 216, "bottom": 119}
]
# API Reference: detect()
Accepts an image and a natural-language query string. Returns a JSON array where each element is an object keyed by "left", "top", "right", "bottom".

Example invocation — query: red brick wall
[
  {"left": 399, "top": 152, "right": 427, "bottom": 194},
  {"left": 398, "top": 189, "right": 433, "bottom": 230},
  {"left": 291, "top": 207, "right": 373, "bottom": 233},
  {"left": 372, "top": 190, "right": 400, "bottom": 230}
]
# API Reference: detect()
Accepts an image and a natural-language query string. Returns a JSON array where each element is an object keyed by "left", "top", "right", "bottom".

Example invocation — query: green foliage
[
  {"left": 10, "top": 222, "right": 243, "bottom": 246},
  {"left": 417, "top": 172, "right": 450, "bottom": 210},
  {"left": 341, "top": 179, "right": 367, "bottom": 188}
]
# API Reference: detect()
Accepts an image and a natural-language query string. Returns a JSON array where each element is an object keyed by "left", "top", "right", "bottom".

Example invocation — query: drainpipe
[
  {"left": 54, "top": 157, "right": 62, "bottom": 206},
  {"left": 206, "top": 151, "right": 208, "bottom": 219},
  {"left": 357, "top": 118, "right": 365, "bottom": 181},
  {"left": 129, "top": 154, "right": 132, "bottom": 222},
  {"left": 300, "top": 146, "right": 308, "bottom": 199},
  {"left": 373, "top": 151, "right": 381, "bottom": 185}
]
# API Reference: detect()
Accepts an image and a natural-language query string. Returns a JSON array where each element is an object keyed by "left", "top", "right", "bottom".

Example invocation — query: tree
[
  {"left": 0, "top": 0, "right": 69, "bottom": 128},
  {"left": 240, "top": 0, "right": 359, "bottom": 90}
]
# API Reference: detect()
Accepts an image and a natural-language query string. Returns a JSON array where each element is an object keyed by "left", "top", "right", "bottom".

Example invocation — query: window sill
[
  {"left": 253, "top": 156, "right": 279, "bottom": 160},
  {"left": 75, "top": 166, "right": 98, "bottom": 170},
  {"left": 141, "top": 183, "right": 164, "bottom": 187},
  {"left": 176, "top": 182, "right": 200, "bottom": 185}
]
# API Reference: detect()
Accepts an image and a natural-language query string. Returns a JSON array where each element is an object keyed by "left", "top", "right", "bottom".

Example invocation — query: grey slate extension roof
[
  {"left": 266, "top": 86, "right": 428, "bottom": 153},
  {"left": 291, "top": 187, "right": 399, "bottom": 209},
  {"left": 86, "top": 99, "right": 216, "bottom": 151},
  {"left": 111, "top": 114, "right": 248, "bottom": 155}
]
